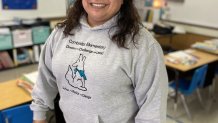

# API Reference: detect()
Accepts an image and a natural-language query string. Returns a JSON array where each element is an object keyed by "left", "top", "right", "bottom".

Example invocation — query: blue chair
[
  {"left": 0, "top": 113, "right": 4, "bottom": 123},
  {"left": 169, "top": 65, "right": 208, "bottom": 119},
  {"left": 206, "top": 64, "right": 218, "bottom": 110},
  {"left": 1, "top": 104, "right": 33, "bottom": 123}
]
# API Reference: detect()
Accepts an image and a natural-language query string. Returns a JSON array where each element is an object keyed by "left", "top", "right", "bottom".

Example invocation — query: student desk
[
  {"left": 0, "top": 79, "right": 63, "bottom": 123},
  {"left": 165, "top": 49, "right": 218, "bottom": 110},
  {"left": 0, "top": 79, "right": 32, "bottom": 111},
  {"left": 165, "top": 49, "right": 218, "bottom": 72}
]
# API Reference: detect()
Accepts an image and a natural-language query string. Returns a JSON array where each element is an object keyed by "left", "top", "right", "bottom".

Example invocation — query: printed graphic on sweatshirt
[
  {"left": 65, "top": 54, "right": 88, "bottom": 91},
  {"left": 66, "top": 39, "right": 106, "bottom": 55},
  {"left": 62, "top": 87, "right": 91, "bottom": 100}
]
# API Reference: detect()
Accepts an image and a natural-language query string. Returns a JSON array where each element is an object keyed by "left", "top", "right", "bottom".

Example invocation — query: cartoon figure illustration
[{"left": 65, "top": 54, "right": 87, "bottom": 91}]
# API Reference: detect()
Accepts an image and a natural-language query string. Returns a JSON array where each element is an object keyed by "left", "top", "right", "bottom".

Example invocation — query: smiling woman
[
  {"left": 58, "top": 0, "right": 141, "bottom": 48},
  {"left": 30, "top": 0, "right": 168, "bottom": 123}
]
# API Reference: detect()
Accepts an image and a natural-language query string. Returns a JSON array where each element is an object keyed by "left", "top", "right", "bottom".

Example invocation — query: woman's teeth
[{"left": 91, "top": 3, "right": 106, "bottom": 8}]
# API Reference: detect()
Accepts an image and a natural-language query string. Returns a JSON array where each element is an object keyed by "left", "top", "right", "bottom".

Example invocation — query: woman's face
[{"left": 82, "top": 0, "right": 123, "bottom": 27}]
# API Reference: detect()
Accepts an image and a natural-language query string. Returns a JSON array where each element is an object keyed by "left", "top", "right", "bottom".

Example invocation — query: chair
[
  {"left": 206, "top": 64, "right": 218, "bottom": 110},
  {"left": 0, "top": 113, "right": 3, "bottom": 123},
  {"left": 1, "top": 104, "right": 33, "bottom": 123},
  {"left": 169, "top": 65, "right": 208, "bottom": 119}
]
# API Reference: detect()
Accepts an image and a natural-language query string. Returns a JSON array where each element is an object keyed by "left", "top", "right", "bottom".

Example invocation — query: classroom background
[{"left": 0, "top": 0, "right": 218, "bottom": 123}]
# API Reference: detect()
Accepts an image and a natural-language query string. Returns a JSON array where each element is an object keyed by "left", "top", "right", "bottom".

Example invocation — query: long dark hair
[{"left": 57, "top": 0, "right": 141, "bottom": 48}]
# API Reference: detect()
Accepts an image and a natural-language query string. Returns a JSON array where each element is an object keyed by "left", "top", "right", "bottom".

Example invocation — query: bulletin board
[
  {"left": 2, "top": 0, "right": 37, "bottom": 10},
  {"left": 162, "top": 0, "right": 218, "bottom": 29},
  {"left": 0, "top": 0, "right": 67, "bottom": 21}
]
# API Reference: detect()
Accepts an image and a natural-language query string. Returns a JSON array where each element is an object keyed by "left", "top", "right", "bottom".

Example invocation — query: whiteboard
[
  {"left": 163, "top": 0, "right": 218, "bottom": 29},
  {"left": 0, "top": 0, "right": 67, "bottom": 21}
]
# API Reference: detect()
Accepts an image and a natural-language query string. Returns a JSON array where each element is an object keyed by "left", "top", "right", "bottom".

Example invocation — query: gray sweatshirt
[{"left": 30, "top": 15, "right": 168, "bottom": 123}]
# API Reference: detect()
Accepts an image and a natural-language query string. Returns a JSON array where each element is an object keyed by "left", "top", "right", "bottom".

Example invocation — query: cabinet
[
  {"left": 155, "top": 33, "right": 214, "bottom": 51},
  {"left": 0, "top": 21, "right": 50, "bottom": 71}
]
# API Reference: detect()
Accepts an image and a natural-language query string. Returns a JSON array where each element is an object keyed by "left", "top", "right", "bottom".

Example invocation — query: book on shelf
[
  {"left": 33, "top": 45, "right": 40, "bottom": 62},
  {"left": 40, "top": 44, "right": 44, "bottom": 51},
  {"left": 0, "top": 59, "right": 4, "bottom": 69},
  {"left": 28, "top": 48, "right": 34, "bottom": 63},
  {"left": 166, "top": 50, "right": 198, "bottom": 66},
  {"left": 143, "top": 8, "right": 161, "bottom": 23},
  {"left": 13, "top": 47, "right": 34, "bottom": 66},
  {"left": 145, "top": 9, "right": 154, "bottom": 22},
  {"left": 0, "top": 51, "right": 14, "bottom": 69},
  {"left": 13, "top": 49, "right": 18, "bottom": 66}
]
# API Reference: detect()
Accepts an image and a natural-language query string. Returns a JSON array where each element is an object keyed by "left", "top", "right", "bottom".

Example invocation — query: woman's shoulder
[
  {"left": 128, "top": 26, "right": 163, "bottom": 59},
  {"left": 43, "top": 26, "right": 66, "bottom": 48},
  {"left": 46, "top": 26, "right": 65, "bottom": 41},
  {"left": 128, "top": 25, "right": 159, "bottom": 50},
  {"left": 138, "top": 26, "right": 158, "bottom": 47},
  {"left": 51, "top": 26, "right": 65, "bottom": 37}
]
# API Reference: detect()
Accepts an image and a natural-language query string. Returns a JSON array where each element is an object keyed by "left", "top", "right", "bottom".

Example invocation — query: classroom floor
[{"left": 0, "top": 64, "right": 218, "bottom": 123}]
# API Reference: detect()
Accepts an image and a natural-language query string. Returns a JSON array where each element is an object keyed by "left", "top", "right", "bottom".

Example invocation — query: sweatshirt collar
[{"left": 80, "top": 14, "right": 119, "bottom": 31}]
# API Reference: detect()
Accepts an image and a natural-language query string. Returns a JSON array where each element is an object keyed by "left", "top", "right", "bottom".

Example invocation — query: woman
[{"left": 31, "top": 0, "right": 168, "bottom": 123}]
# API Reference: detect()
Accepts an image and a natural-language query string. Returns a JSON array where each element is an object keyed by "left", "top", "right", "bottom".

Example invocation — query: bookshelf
[
  {"left": 135, "top": 0, "right": 166, "bottom": 24},
  {"left": 0, "top": 20, "right": 50, "bottom": 71}
]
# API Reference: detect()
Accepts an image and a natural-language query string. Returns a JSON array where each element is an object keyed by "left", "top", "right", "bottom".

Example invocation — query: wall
[
  {"left": 162, "top": 0, "right": 218, "bottom": 37},
  {"left": 163, "top": 21, "right": 218, "bottom": 38},
  {"left": 163, "top": 0, "right": 218, "bottom": 29}
]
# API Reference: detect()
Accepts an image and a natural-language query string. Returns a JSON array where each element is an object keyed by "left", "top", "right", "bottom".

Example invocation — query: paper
[
  {"left": 191, "top": 38, "right": 218, "bottom": 53},
  {"left": 23, "top": 71, "right": 38, "bottom": 85},
  {"left": 167, "top": 51, "right": 198, "bottom": 65}
]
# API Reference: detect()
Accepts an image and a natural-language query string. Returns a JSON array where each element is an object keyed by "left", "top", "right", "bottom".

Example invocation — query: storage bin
[
  {"left": 0, "top": 28, "right": 13, "bottom": 50},
  {"left": 0, "top": 34, "right": 13, "bottom": 51},
  {"left": 32, "top": 26, "right": 50, "bottom": 44},
  {"left": 12, "top": 29, "right": 32, "bottom": 48}
]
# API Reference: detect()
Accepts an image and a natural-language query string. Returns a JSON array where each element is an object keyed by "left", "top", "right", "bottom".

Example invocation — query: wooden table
[
  {"left": 165, "top": 49, "right": 218, "bottom": 72},
  {"left": 0, "top": 79, "right": 32, "bottom": 110},
  {"left": 165, "top": 49, "right": 218, "bottom": 110}
]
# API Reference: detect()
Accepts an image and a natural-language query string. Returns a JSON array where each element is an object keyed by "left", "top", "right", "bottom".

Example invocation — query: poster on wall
[{"left": 2, "top": 0, "right": 37, "bottom": 10}]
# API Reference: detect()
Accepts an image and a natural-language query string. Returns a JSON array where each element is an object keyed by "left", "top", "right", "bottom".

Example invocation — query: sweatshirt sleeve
[
  {"left": 134, "top": 43, "right": 168, "bottom": 123},
  {"left": 30, "top": 29, "right": 59, "bottom": 120}
]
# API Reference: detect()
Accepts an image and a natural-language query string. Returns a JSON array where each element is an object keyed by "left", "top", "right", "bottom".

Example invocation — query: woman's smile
[
  {"left": 82, "top": 0, "right": 123, "bottom": 27},
  {"left": 90, "top": 3, "right": 108, "bottom": 8}
]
